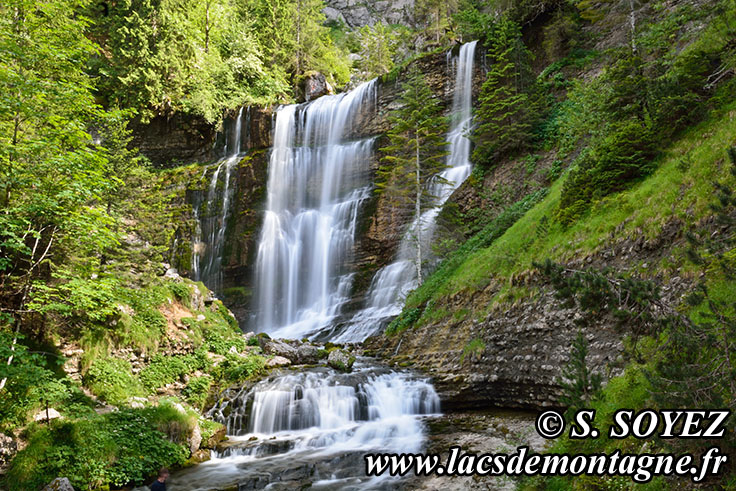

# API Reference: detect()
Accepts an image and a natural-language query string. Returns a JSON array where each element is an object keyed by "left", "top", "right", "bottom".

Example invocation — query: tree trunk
[
  {"left": 415, "top": 134, "right": 423, "bottom": 285},
  {"left": 628, "top": 0, "right": 637, "bottom": 55},
  {"left": 205, "top": 1, "right": 210, "bottom": 53},
  {"left": 296, "top": 0, "right": 302, "bottom": 78},
  {"left": 0, "top": 320, "right": 19, "bottom": 391}
]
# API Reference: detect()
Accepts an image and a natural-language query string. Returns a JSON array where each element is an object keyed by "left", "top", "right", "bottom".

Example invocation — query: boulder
[
  {"left": 302, "top": 72, "right": 333, "bottom": 102},
  {"left": 327, "top": 349, "right": 355, "bottom": 372},
  {"left": 128, "top": 396, "right": 148, "bottom": 409},
  {"left": 264, "top": 339, "right": 298, "bottom": 362},
  {"left": 266, "top": 356, "right": 292, "bottom": 368},
  {"left": 34, "top": 408, "right": 62, "bottom": 422},
  {"left": 188, "top": 422, "right": 202, "bottom": 454},
  {"left": 206, "top": 424, "right": 227, "bottom": 448},
  {"left": 0, "top": 433, "right": 18, "bottom": 471},
  {"left": 185, "top": 449, "right": 211, "bottom": 466},
  {"left": 296, "top": 344, "right": 320, "bottom": 364},
  {"left": 43, "top": 478, "right": 74, "bottom": 491}
]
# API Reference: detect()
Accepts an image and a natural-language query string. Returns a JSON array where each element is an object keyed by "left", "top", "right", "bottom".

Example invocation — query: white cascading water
[
  {"left": 252, "top": 81, "right": 376, "bottom": 340},
  {"left": 337, "top": 40, "right": 478, "bottom": 342},
  {"left": 166, "top": 364, "right": 440, "bottom": 490},
  {"left": 192, "top": 107, "right": 247, "bottom": 293}
]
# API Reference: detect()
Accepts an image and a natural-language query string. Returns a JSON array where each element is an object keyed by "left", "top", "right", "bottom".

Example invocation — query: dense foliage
[
  {"left": 87, "top": 0, "right": 351, "bottom": 121},
  {"left": 6, "top": 403, "right": 193, "bottom": 490},
  {"left": 472, "top": 16, "right": 533, "bottom": 165}
]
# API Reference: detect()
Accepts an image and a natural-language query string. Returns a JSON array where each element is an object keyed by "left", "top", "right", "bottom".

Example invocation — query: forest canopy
[{"left": 86, "top": 0, "right": 353, "bottom": 122}]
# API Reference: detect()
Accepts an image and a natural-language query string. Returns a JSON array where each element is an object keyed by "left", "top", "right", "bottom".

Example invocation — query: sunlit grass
[{"left": 406, "top": 103, "right": 736, "bottom": 318}]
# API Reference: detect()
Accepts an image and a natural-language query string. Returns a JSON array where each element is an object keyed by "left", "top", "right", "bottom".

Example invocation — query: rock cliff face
[
  {"left": 347, "top": 49, "right": 486, "bottom": 308},
  {"left": 219, "top": 149, "right": 270, "bottom": 322},
  {"left": 130, "top": 106, "right": 273, "bottom": 168},
  {"left": 323, "top": 0, "right": 415, "bottom": 28},
  {"left": 365, "top": 291, "right": 626, "bottom": 410},
  {"left": 129, "top": 112, "right": 218, "bottom": 168}
]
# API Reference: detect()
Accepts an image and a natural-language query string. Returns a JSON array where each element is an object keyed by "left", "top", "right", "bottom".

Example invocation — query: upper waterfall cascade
[
  {"left": 252, "top": 80, "right": 377, "bottom": 340},
  {"left": 251, "top": 42, "right": 477, "bottom": 342}
]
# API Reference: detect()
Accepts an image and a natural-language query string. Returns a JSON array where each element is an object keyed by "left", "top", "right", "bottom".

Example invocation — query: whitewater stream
[{"left": 169, "top": 42, "right": 479, "bottom": 490}]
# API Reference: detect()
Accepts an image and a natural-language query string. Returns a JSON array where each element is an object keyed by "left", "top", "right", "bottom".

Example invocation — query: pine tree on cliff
[
  {"left": 378, "top": 65, "right": 449, "bottom": 284},
  {"left": 472, "top": 17, "right": 532, "bottom": 166}
]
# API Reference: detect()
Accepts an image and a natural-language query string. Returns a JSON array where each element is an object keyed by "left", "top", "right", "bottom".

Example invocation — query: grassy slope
[{"left": 405, "top": 101, "right": 736, "bottom": 320}]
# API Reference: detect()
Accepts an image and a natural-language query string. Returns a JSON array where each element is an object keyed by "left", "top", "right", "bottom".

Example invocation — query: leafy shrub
[
  {"left": 215, "top": 300, "right": 240, "bottom": 331},
  {"left": 145, "top": 400, "right": 198, "bottom": 445},
  {"left": 386, "top": 307, "right": 422, "bottom": 336},
  {"left": 202, "top": 320, "right": 247, "bottom": 355},
  {"left": 167, "top": 281, "right": 192, "bottom": 305},
  {"left": 216, "top": 353, "right": 265, "bottom": 383},
  {"left": 546, "top": 159, "right": 564, "bottom": 182},
  {"left": 139, "top": 355, "right": 189, "bottom": 391},
  {"left": 5, "top": 407, "right": 189, "bottom": 490},
  {"left": 183, "top": 376, "right": 213, "bottom": 408},
  {"left": 139, "top": 352, "right": 210, "bottom": 392},
  {"left": 84, "top": 358, "right": 145, "bottom": 406},
  {"left": 0, "top": 333, "right": 72, "bottom": 431}
]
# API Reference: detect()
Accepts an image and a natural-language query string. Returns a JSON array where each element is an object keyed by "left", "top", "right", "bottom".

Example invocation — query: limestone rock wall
[{"left": 323, "top": 0, "right": 416, "bottom": 28}]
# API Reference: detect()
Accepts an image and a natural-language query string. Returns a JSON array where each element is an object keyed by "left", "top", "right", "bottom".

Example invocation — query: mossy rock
[{"left": 327, "top": 349, "right": 355, "bottom": 373}]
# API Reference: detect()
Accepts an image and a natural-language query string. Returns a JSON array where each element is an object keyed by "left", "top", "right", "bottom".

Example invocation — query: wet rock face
[
  {"left": 129, "top": 112, "right": 217, "bottom": 168},
  {"left": 246, "top": 107, "right": 273, "bottom": 150},
  {"left": 130, "top": 106, "right": 273, "bottom": 168}
]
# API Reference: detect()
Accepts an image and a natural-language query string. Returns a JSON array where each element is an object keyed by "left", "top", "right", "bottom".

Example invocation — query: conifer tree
[
  {"left": 557, "top": 330, "right": 603, "bottom": 414},
  {"left": 472, "top": 17, "right": 532, "bottom": 166},
  {"left": 378, "top": 65, "right": 449, "bottom": 284},
  {"left": 358, "top": 22, "right": 396, "bottom": 78}
]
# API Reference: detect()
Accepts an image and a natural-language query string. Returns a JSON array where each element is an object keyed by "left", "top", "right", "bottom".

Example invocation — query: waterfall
[
  {"left": 252, "top": 81, "right": 377, "bottom": 340},
  {"left": 165, "top": 44, "right": 482, "bottom": 489},
  {"left": 338, "top": 40, "right": 478, "bottom": 342},
  {"left": 209, "top": 366, "right": 439, "bottom": 438},
  {"left": 192, "top": 107, "right": 246, "bottom": 294},
  {"left": 167, "top": 364, "right": 439, "bottom": 490}
]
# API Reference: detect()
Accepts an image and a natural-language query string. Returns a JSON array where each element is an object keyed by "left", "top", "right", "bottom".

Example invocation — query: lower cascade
[{"left": 168, "top": 363, "right": 439, "bottom": 489}]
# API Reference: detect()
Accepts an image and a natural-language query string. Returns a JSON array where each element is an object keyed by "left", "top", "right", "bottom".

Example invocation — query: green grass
[
  {"left": 404, "top": 102, "right": 736, "bottom": 324},
  {"left": 460, "top": 338, "right": 486, "bottom": 364}
]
